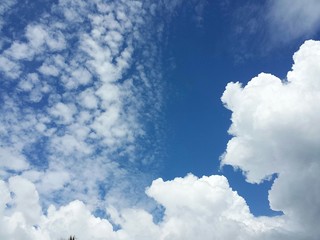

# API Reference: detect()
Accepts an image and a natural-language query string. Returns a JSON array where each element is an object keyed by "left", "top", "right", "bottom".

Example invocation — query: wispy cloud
[
  {"left": 226, "top": 0, "right": 320, "bottom": 62},
  {"left": 0, "top": 0, "right": 17, "bottom": 32},
  {"left": 267, "top": 0, "right": 320, "bottom": 42}
]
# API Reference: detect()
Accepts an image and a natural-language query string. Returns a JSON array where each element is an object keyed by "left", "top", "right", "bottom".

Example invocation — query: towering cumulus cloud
[
  {"left": 221, "top": 40, "right": 320, "bottom": 239},
  {"left": 0, "top": 0, "right": 319, "bottom": 239}
]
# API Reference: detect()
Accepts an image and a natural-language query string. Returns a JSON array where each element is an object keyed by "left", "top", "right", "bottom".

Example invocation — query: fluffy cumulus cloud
[
  {"left": 0, "top": 174, "right": 285, "bottom": 240},
  {"left": 221, "top": 40, "right": 320, "bottom": 239}
]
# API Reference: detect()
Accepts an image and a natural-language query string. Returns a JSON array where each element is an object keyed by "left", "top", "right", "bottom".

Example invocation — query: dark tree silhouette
[{"left": 68, "top": 236, "right": 76, "bottom": 240}]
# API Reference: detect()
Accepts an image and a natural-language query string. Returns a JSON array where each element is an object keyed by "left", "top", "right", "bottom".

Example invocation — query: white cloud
[
  {"left": 78, "top": 89, "right": 98, "bottom": 109},
  {"left": 38, "top": 64, "right": 60, "bottom": 77},
  {"left": 0, "top": 148, "right": 29, "bottom": 171},
  {"left": 70, "top": 67, "right": 92, "bottom": 87},
  {"left": 0, "top": 174, "right": 286, "bottom": 240},
  {"left": 37, "top": 170, "right": 71, "bottom": 194},
  {"left": 4, "top": 42, "right": 33, "bottom": 60},
  {"left": 4, "top": 1, "right": 320, "bottom": 240},
  {"left": 0, "top": 56, "right": 21, "bottom": 79},
  {"left": 8, "top": 176, "right": 42, "bottom": 225},
  {"left": 48, "top": 102, "right": 76, "bottom": 124},
  {"left": 267, "top": 0, "right": 320, "bottom": 42},
  {"left": 25, "top": 25, "right": 48, "bottom": 49},
  {"left": 0, "top": 0, "right": 166, "bottom": 216},
  {"left": 144, "top": 174, "right": 283, "bottom": 240},
  {"left": 221, "top": 40, "right": 320, "bottom": 238},
  {"left": 44, "top": 201, "right": 116, "bottom": 240}
]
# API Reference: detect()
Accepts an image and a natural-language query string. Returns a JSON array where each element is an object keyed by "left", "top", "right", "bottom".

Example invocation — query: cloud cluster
[
  {"left": 0, "top": 0, "right": 164, "bottom": 210},
  {"left": 0, "top": 174, "right": 284, "bottom": 240}
]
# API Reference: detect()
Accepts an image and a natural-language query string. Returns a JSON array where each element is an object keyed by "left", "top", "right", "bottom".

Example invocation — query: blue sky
[
  {"left": 1, "top": 0, "right": 320, "bottom": 239},
  {"left": 160, "top": 0, "right": 319, "bottom": 216}
]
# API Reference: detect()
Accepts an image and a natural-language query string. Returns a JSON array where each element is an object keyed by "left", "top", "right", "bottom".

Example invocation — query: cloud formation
[
  {"left": 0, "top": 1, "right": 16, "bottom": 32},
  {"left": 267, "top": 0, "right": 320, "bottom": 42},
  {"left": 1, "top": 0, "right": 320, "bottom": 239},
  {"left": 0, "top": 0, "right": 164, "bottom": 211},
  {"left": 0, "top": 174, "right": 284, "bottom": 240},
  {"left": 1, "top": 16, "right": 320, "bottom": 237},
  {"left": 227, "top": 0, "right": 320, "bottom": 61},
  {"left": 221, "top": 40, "right": 320, "bottom": 239}
]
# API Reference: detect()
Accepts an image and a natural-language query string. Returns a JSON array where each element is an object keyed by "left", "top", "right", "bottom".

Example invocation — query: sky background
[
  {"left": 0, "top": 0, "right": 320, "bottom": 239},
  {"left": 160, "top": 0, "right": 320, "bottom": 216}
]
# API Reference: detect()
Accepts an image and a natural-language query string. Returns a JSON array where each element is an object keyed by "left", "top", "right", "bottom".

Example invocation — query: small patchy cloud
[{"left": 0, "top": 0, "right": 165, "bottom": 212}]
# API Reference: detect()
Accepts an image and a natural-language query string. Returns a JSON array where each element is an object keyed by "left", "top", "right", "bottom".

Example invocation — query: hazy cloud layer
[
  {"left": 227, "top": 0, "right": 320, "bottom": 61},
  {"left": 267, "top": 0, "right": 320, "bottom": 42}
]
